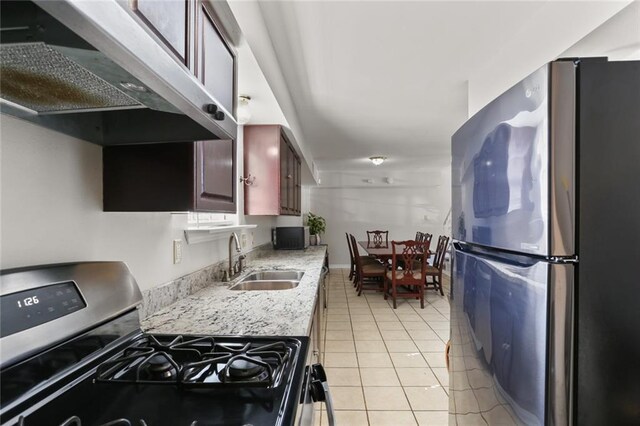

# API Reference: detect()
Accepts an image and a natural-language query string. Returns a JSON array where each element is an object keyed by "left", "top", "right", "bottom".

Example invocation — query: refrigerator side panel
[
  {"left": 548, "top": 61, "right": 577, "bottom": 257},
  {"left": 548, "top": 263, "right": 574, "bottom": 426},
  {"left": 450, "top": 245, "right": 549, "bottom": 425},
  {"left": 452, "top": 65, "right": 551, "bottom": 256},
  {"left": 577, "top": 60, "right": 640, "bottom": 426}
]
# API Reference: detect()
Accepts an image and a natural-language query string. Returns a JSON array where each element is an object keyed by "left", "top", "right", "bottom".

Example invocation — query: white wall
[
  {"left": 561, "top": 1, "right": 640, "bottom": 60},
  {"left": 0, "top": 115, "right": 276, "bottom": 291},
  {"left": 310, "top": 167, "right": 451, "bottom": 267},
  {"left": 466, "top": 2, "right": 631, "bottom": 117}
]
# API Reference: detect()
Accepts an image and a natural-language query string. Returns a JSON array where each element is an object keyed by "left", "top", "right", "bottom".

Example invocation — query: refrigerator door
[
  {"left": 449, "top": 244, "right": 573, "bottom": 425},
  {"left": 452, "top": 62, "right": 576, "bottom": 257}
]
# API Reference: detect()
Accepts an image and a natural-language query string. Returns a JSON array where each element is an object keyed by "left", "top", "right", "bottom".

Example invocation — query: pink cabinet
[{"left": 244, "top": 125, "right": 301, "bottom": 216}]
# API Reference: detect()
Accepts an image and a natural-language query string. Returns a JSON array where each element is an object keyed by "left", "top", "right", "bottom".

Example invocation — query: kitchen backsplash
[{"left": 138, "top": 242, "right": 272, "bottom": 319}]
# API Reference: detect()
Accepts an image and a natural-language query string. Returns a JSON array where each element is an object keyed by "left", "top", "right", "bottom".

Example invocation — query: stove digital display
[{"left": 0, "top": 281, "right": 86, "bottom": 337}]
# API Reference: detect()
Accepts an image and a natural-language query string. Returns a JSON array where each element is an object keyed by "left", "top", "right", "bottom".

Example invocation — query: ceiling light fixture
[
  {"left": 237, "top": 95, "right": 252, "bottom": 125},
  {"left": 369, "top": 156, "right": 386, "bottom": 166}
]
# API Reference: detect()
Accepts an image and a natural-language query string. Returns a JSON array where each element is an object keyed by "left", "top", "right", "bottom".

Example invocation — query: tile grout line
[{"left": 326, "top": 269, "right": 450, "bottom": 425}]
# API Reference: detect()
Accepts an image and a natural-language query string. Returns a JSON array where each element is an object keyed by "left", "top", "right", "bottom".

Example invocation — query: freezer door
[
  {"left": 451, "top": 62, "right": 576, "bottom": 256},
  {"left": 450, "top": 245, "right": 564, "bottom": 425}
]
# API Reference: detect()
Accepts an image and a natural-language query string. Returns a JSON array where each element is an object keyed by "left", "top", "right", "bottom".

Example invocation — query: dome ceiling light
[{"left": 369, "top": 156, "right": 386, "bottom": 166}]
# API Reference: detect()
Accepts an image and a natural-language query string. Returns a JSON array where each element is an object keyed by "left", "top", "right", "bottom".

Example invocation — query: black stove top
[
  {"left": 2, "top": 332, "right": 308, "bottom": 426},
  {"left": 96, "top": 335, "right": 293, "bottom": 388}
]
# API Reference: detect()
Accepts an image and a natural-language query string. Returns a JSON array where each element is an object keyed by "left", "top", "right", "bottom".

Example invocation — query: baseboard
[{"left": 329, "top": 264, "right": 350, "bottom": 269}]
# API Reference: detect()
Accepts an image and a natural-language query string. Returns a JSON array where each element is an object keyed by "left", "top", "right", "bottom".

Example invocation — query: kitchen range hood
[{"left": 0, "top": 0, "right": 237, "bottom": 144}]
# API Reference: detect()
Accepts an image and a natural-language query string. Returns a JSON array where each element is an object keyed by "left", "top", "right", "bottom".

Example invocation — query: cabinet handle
[
  {"left": 239, "top": 174, "right": 256, "bottom": 186},
  {"left": 286, "top": 174, "right": 293, "bottom": 179},
  {"left": 205, "top": 104, "right": 225, "bottom": 120}
]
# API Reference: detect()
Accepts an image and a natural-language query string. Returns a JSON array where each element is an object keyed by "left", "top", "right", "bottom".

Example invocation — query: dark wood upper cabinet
[
  {"left": 131, "top": 0, "right": 192, "bottom": 67},
  {"left": 103, "top": 139, "right": 236, "bottom": 213},
  {"left": 195, "top": 139, "right": 236, "bottom": 212},
  {"left": 198, "top": 3, "right": 236, "bottom": 117},
  {"left": 130, "top": 0, "right": 237, "bottom": 114},
  {"left": 244, "top": 125, "right": 301, "bottom": 216}
]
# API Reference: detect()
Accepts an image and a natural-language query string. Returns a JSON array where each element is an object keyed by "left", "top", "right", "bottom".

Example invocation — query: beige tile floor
[{"left": 315, "top": 269, "right": 451, "bottom": 426}]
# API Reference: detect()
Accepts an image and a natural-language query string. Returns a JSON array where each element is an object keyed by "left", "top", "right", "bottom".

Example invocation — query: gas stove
[
  {"left": 0, "top": 262, "right": 329, "bottom": 426},
  {"left": 95, "top": 335, "right": 295, "bottom": 388}
]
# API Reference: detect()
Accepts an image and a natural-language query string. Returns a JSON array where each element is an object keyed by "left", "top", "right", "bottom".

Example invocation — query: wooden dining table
[{"left": 357, "top": 241, "right": 433, "bottom": 262}]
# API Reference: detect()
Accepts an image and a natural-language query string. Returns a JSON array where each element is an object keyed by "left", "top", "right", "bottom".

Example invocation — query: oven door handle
[{"left": 310, "top": 364, "right": 335, "bottom": 426}]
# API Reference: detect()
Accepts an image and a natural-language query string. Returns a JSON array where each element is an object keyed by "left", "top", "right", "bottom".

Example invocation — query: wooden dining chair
[
  {"left": 351, "top": 234, "right": 386, "bottom": 296},
  {"left": 385, "top": 240, "right": 431, "bottom": 308},
  {"left": 366, "top": 230, "right": 389, "bottom": 248},
  {"left": 425, "top": 235, "right": 450, "bottom": 296},
  {"left": 346, "top": 232, "right": 378, "bottom": 287},
  {"left": 346, "top": 232, "right": 357, "bottom": 283},
  {"left": 414, "top": 232, "right": 433, "bottom": 247}
]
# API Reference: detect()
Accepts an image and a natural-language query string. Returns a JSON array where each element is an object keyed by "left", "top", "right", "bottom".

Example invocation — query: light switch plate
[
  {"left": 240, "top": 233, "right": 248, "bottom": 249},
  {"left": 173, "top": 239, "right": 183, "bottom": 264}
]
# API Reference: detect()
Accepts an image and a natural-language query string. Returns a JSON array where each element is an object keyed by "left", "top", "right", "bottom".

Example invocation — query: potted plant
[{"left": 306, "top": 212, "right": 326, "bottom": 245}]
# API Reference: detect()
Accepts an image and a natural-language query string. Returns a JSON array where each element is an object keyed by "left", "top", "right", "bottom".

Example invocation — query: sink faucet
[{"left": 227, "top": 232, "right": 245, "bottom": 280}]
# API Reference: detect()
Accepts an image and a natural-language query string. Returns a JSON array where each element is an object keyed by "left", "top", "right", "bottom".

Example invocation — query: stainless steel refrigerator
[{"left": 450, "top": 58, "right": 639, "bottom": 425}]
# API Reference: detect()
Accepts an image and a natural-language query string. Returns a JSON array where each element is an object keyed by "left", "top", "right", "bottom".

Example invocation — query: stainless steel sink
[
  {"left": 230, "top": 280, "right": 300, "bottom": 291},
  {"left": 229, "top": 270, "right": 304, "bottom": 291}
]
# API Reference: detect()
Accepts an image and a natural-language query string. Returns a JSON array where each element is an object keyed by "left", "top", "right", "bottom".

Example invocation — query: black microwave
[{"left": 272, "top": 227, "right": 310, "bottom": 250}]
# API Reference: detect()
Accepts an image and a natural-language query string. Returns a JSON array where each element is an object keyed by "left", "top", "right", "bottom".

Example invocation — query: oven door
[
  {"left": 296, "top": 364, "right": 335, "bottom": 426},
  {"left": 296, "top": 364, "right": 314, "bottom": 426}
]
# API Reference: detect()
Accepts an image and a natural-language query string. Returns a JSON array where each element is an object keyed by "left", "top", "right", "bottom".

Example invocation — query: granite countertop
[{"left": 141, "top": 246, "right": 327, "bottom": 337}]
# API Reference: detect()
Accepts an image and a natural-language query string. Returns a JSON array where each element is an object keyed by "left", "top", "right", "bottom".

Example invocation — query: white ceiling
[{"left": 231, "top": 0, "right": 631, "bottom": 173}]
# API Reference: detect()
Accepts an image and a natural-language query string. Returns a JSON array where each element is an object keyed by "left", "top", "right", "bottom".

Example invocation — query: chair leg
[
  {"left": 437, "top": 272, "right": 444, "bottom": 296},
  {"left": 383, "top": 278, "right": 388, "bottom": 300},
  {"left": 392, "top": 285, "right": 397, "bottom": 309},
  {"left": 420, "top": 285, "right": 425, "bottom": 309}
]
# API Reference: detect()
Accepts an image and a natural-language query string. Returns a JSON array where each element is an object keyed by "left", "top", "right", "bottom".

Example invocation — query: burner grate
[{"left": 95, "top": 335, "right": 292, "bottom": 388}]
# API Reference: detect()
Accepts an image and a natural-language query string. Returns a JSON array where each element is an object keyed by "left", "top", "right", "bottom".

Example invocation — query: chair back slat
[
  {"left": 424, "top": 233, "right": 433, "bottom": 245},
  {"left": 367, "top": 230, "right": 389, "bottom": 248},
  {"left": 350, "top": 234, "right": 364, "bottom": 274},
  {"left": 414, "top": 232, "right": 433, "bottom": 253},
  {"left": 433, "top": 235, "right": 450, "bottom": 270},
  {"left": 390, "top": 240, "right": 431, "bottom": 285},
  {"left": 345, "top": 232, "right": 355, "bottom": 263}
]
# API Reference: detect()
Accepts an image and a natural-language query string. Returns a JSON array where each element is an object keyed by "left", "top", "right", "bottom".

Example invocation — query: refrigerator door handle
[
  {"left": 453, "top": 241, "right": 542, "bottom": 268},
  {"left": 445, "top": 340, "right": 451, "bottom": 372}
]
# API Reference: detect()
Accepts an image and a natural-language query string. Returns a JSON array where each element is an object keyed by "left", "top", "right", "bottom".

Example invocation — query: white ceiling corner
[{"left": 231, "top": 0, "right": 632, "bottom": 175}]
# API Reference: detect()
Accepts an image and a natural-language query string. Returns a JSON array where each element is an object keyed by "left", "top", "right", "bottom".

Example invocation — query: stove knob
[
  {"left": 311, "top": 363, "right": 327, "bottom": 382},
  {"left": 310, "top": 379, "right": 326, "bottom": 402}
]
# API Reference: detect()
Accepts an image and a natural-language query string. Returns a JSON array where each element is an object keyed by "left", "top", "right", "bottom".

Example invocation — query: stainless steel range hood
[{"left": 0, "top": 0, "right": 237, "bottom": 144}]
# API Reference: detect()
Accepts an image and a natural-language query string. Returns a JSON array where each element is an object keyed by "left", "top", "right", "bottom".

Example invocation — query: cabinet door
[
  {"left": 295, "top": 157, "right": 302, "bottom": 214},
  {"left": 287, "top": 145, "right": 296, "bottom": 213},
  {"left": 195, "top": 139, "right": 236, "bottom": 212},
  {"left": 244, "top": 125, "right": 281, "bottom": 215},
  {"left": 132, "top": 0, "right": 189, "bottom": 65},
  {"left": 199, "top": 4, "right": 235, "bottom": 116},
  {"left": 279, "top": 137, "right": 290, "bottom": 214}
]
